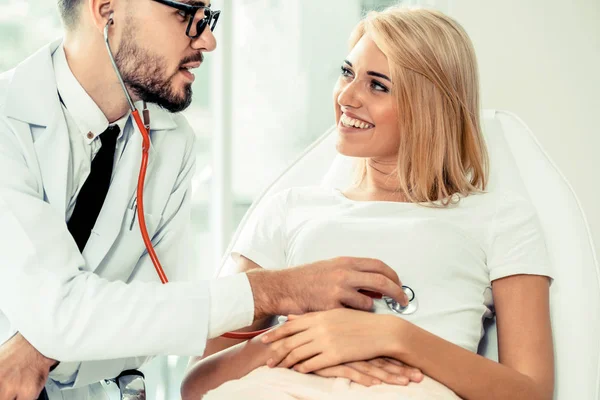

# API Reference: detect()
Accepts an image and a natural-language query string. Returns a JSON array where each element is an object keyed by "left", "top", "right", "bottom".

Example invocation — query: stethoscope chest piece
[{"left": 384, "top": 285, "right": 418, "bottom": 315}]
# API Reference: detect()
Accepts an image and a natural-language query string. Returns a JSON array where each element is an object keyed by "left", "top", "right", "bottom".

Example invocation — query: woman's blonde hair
[{"left": 351, "top": 7, "right": 488, "bottom": 205}]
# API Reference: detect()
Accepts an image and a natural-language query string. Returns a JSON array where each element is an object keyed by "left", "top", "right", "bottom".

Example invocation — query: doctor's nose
[{"left": 191, "top": 25, "right": 217, "bottom": 52}]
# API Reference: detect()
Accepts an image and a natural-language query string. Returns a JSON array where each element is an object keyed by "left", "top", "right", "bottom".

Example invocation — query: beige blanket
[{"left": 203, "top": 366, "right": 461, "bottom": 400}]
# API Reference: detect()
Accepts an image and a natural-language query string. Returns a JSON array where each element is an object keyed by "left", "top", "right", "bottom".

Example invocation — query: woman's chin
[{"left": 335, "top": 140, "right": 370, "bottom": 158}]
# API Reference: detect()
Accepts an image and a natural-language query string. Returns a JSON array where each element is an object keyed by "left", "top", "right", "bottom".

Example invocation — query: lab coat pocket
[
  {"left": 88, "top": 209, "right": 162, "bottom": 280},
  {"left": 124, "top": 207, "right": 162, "bottom": 240},
  {"left": 115, "top": 207, "right": 162, "bottom": 259}
]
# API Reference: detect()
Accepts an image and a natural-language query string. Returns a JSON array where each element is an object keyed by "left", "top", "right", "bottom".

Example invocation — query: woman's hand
[
  {"left": 313, "top": 358, "right": 423, "bottom": 387},
  {"left": 261, "top": 309, "right": 405, "bottom": 373}
]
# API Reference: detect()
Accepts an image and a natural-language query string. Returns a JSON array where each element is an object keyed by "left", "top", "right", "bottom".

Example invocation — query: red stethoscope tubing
[{"left": 132, "top": 111, "right": 268, "bottom": 340}]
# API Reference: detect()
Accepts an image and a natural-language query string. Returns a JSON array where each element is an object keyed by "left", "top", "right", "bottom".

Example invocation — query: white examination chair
[{"left": 219, "top": 110, "right": 600, "bottom": 399}]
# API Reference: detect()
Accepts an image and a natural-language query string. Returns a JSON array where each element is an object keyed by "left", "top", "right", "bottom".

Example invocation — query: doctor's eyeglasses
[{"left": 152, "top": 0, "right": 221, "bottom": 39}]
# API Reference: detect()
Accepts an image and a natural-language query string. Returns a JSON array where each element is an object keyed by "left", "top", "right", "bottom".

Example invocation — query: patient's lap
[{"left": 204, "top": 366, "right": 461, "bottom": 400}]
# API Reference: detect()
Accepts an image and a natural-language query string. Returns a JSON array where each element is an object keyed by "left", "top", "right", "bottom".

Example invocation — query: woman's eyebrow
[
  {"left": 344, "top": 60, "right": 391, "bottom": 82},
  {"left": 367, "top": 71, "right": 391, "bottom": 82}
]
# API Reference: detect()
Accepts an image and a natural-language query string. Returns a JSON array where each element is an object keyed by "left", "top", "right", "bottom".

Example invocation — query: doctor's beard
[{"left": 114, "top": 27, "right": 196, "bottom": 113}]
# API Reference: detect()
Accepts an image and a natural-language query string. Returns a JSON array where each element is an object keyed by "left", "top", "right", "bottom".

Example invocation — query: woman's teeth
[{"left": 340, "top": 114, "right": 374, "bottom": 129}]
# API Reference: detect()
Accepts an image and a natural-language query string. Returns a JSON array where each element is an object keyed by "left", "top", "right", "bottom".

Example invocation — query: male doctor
[{"left": 0, "top": 0, "right": 406, "bottom": 399}]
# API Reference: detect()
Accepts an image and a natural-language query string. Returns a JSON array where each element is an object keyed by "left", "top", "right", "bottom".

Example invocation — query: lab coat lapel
[
  {"left": 2, "top": 39, "right": 70, "bottom": 217},
  {"left": 33, "top": 110, "right": 70, "bottom": 217},
  {"left": 2, "top": 39, "right": 61, "bottom": 127}
]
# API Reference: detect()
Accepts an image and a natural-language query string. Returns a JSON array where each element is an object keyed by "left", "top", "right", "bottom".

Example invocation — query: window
[{"left": 0, "top": 1, "right": 62, "bottom": 72}]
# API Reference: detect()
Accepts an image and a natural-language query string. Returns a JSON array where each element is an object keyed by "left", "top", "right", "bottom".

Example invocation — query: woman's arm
[
  {"left": 266, "top": 274, "right": 553, "bottom": 400},
  {"left": 387, "top": 274, "right": 553, "bottom": 400},
  {"left": 181, "top": 333, "right": 274, "bottom": 399},
  {"left": 181, "top": 256, "right": 275, "bottom": 399}
]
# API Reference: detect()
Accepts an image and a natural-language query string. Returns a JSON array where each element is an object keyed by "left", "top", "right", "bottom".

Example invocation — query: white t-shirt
[{"left": 232, "top": 187, "right": 553, "bottom": 353}]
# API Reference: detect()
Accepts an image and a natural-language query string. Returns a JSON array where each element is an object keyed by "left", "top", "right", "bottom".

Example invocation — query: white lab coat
[{"left": 0, "top": 40, "right": 212, "bottom": 399}]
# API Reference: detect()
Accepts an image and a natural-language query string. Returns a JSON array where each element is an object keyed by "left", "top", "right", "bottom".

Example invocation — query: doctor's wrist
[
  {"left": 246, "top": 269, "right": 293, "bottom": 320},
  {"left": 13, "top": 333, "right": 58, "bottom": 372}
]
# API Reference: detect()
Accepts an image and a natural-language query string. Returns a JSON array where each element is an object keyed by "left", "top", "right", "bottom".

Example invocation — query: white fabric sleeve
[
  {"left": 208, "top": 273, "right": 255, "bottom": 338},
  {"left": 230, "top": 190, "right": 289, "bottom": 271},
  {"left": 487, "top": 192, "right": 554, "bottom": 282}
]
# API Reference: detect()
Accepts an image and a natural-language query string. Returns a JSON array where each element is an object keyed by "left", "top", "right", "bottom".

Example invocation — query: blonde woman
[{"left": 181, "top": 7, "right": 554, "bottom": 400}]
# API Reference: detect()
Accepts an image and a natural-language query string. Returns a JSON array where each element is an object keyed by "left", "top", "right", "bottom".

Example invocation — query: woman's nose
[{"left": 337, "top": 81, "right": 361, "bottom": 109}]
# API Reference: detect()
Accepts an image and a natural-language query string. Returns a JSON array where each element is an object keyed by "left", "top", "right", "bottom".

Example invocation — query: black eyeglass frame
[{"left": 152, "top": 0, "right": 221, "bottom": 39}]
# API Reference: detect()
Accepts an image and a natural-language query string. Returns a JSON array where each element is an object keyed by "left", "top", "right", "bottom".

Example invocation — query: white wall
[
  {"left": 450, "top": 0, "right": 600, "bottom": 258},
  {"left": 230, "top": 0, "right": 361, "bottom": 202}
]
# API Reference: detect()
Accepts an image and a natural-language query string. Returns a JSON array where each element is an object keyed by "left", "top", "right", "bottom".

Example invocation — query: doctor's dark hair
[
  {"left": 351, "top": 7, "right": 489, "bottom": 206},
  {"left": 57, "top": 0, "right": 83, "bottom": 29}
]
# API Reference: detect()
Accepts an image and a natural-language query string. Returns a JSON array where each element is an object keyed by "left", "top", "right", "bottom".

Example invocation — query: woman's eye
[
  {"left": 371, "top": 80, "right": 389, "bottom": 93},
  {"left": 340, "top": 66, "right": 353, "bottom": 78}
]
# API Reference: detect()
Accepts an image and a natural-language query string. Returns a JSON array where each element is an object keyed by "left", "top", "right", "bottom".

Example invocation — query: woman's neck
[{"left": 346, "top": 158, "right": 408, "bottom": 202}]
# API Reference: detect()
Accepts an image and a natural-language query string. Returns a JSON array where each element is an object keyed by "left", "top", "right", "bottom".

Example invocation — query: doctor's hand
[
  {"left": 247, "top": 257, "right": 408, "bottom": 319},
  {"left": 0, "top": 333, "right": 57, "bottom": 400}
]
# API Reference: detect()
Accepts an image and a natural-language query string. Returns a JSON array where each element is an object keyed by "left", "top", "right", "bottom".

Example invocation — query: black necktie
[{"left": 67, "top": 125, "right": 120, "bottom": 252}]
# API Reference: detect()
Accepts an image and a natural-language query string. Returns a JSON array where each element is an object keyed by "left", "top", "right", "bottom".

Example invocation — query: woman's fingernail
[
  {"left": 261, "top": 336, "right": 269, "bottom": 343},
  {"left": 267, "top": 359, "right": 273, "bottom": 367},
  {"left": 397, "top": 376, "right": 409, "bottom": 384},
  {"left": 372, "top": 379, "right": 382, "bottom": 385}
]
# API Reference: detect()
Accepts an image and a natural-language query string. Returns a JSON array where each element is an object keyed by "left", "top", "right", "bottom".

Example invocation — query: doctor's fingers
[
  {"left": 346, "top": 272, "right": 408, "bottom": 307},
  {"left": 16, "top": 390, "right": 42, "bottom": 400},
  {"left": 339, "top": 290, "right": 374, "bottom": 311},
  {"left": 0, "top": 385, "right": 13, "bottom": 400},
  {"left": 0, "top": 387, "right": 36, "bottom": 400},
  {"left": 341, "top": 257, "right": 401, "bottom": 286},
  {"left": 0, "top": 382, "right": 34, "bottom": 400},
  {"left": 5, "top": 384, "right": 43, "bottom": 400}
]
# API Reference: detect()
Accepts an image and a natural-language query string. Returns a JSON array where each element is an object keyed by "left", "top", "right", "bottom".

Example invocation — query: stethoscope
[
  {"left": 360, "top": 287, "right": 418, "bottom": 315},
  {"left": 103, "top": 14, "right": 417, "bottom": 341},
  {"left": 387, "top": 286, "right": 418, "bottom": 314}
]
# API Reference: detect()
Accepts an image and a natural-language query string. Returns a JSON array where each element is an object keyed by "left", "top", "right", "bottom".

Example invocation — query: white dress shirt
[{"left": 46, "top": 44, "right": 254, "bottom": 385}]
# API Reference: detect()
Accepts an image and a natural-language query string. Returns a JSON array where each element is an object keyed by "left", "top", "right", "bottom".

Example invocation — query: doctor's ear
[{"left": 88, "top": 0, "right": 115, "bottom": 32}]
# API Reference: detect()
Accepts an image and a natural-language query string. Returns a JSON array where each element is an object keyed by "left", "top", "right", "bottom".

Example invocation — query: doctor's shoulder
[{"left": 0, "top": 68, "right": 16, "bottom": 112}]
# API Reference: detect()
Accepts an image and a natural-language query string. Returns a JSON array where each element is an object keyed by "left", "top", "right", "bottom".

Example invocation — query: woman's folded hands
[{"left": 259, "top": 309, "right": 423, "bottom": 387}]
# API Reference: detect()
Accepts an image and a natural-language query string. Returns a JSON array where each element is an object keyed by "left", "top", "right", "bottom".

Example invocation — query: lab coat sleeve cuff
[
  {"left": 47, "top": 361, "right": 80, "bottom": 389},
  {"left": 208, "top": 273, "right": 255, "bottom": 338}
]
